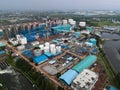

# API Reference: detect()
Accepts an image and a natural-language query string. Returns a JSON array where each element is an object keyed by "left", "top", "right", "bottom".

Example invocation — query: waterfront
[{"left": 101, "top": 33, "right": 120, "bottom": 73}]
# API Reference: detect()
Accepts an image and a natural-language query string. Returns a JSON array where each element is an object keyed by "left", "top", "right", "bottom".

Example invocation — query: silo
[
  {"left": 51, "top": 48, "right": 56, "bottom": 55},
  {"left": 39, "top": 44, "right": 44, "bottom": 50},
  {"left": 62, "top": 20, "right": 67, "bottom": 25},
  {"left": 68, "top": 19, "right": 73, "bottom": 23},
  {"left": 50, "top": 44, "right": 56, "bottom": 49},
  {"left": 34, "top": 49, "right": 41, "bottom": 56},
  {"left": 79, "top": 22, "right": 86, "bottom": 27},
  {"left": 45, "top": 42, "right": 50, "bottom": 47},
  {"left": 44, "top": 46, "right": 49, "bottom": 53},
  {"left": 70, "top": 21, "right": 76, "bottom": 25},
  {"left": 17, "top": 45, "right": 25, "bottom": 51},
  {"left": 56, "top": 46, "right": 62, "bottom": 52}
]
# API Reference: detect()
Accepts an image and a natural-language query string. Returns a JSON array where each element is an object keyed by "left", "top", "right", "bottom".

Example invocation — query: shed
[
  {"left": 72, "top": 55, "right": 97, "bottom": 73},
  {"left": 33, "top": 55, "right": 48, "bottom": 64},
  {"left": 59, "top": 69, "right": 78, "bottom": 85}
]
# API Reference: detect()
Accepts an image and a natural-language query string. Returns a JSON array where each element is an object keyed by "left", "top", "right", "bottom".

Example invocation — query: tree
[
  {"left": 16, "top": 59, "right": 32, "bottom": 72},
  {"left": 56, "top": 73, "right": 61, "bottom": 78}
]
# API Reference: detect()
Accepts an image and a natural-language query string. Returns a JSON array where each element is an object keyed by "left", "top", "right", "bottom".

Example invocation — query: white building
[
  {"left": 9, "top": 38, "right": 19, "bottom": 46},
  {"left": 16, "top": 35, "right": 27, "bottom": 45},
  {"left": 81, "top": 30, "right": 90, "bottom": 35},
  {"left": 31, "top": 41, "right": 39, "bottom": 46},
  {"left": 62, "top": 20, "right": 68, "bottom": 25},
  {"left": 79, "top": 22, "right": 86, "bottom": 27},
  {"left": 71, "top": 69, "right": 98, "bottom": 90},
  {"left": 85, "top": 42, "right": 93, "bottom": 47},
  {"left": 17, "top": 45, "right": 25, "bottom": 51}
]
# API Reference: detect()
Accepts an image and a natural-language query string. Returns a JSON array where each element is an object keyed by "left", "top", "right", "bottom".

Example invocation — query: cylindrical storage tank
[
  {"left": 45, "top": 42, "right": 50, "bottom": 47},
  {"left": 34, "top": 49, "right": 41, "bottom": 56},
  {"left": 44, "top": 46, "right": 49, "bottom": 53},
  {"left": 51, "top": 48, "right": 56, "bottom": 55},
  {"left": 79, "top": 22, "right": 86, "bottom": 27},
  {"left": 50, "top": 44, "right": 56, "bottom": 49},
  {"left": 17, "top": 45, "right": 25, "bottom": 51},
  {"left": 39, "top": 44, "right": 44, "bottom": 50},
  {"left": 68, "top": 19, "right": 73, "bottom": 23},
  {"left": 56, "top": 46, "right": 62, "bottom": 52},
  {"left": 62, "top": 20, "right": 67, "bottom": 24}
]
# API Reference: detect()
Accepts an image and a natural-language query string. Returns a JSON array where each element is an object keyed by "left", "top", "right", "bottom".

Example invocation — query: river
[{"left": 101, "top": 32, "right": 120, "bottom": 73}]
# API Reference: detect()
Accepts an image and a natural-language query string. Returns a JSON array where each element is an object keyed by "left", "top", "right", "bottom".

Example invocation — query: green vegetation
[
  {"left": 0, "top": 78, "right": 7, "bottom": 90},
  {"left": 6, "top": 55, "right": 16, "bottom": 66},
  {"left": 15, "top": 59, "right": 57, "bottom": 90},
  {"left": 0, "top": 46, "right": 6, "bottom": 51},
  {"left": 6, "top": 56, "right": 64, "bottom": 90}
]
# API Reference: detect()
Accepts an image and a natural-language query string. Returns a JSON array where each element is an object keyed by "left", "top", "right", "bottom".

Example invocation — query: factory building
[
  {"left": 71, "top": 69, "right": 98, "bottom": 90},
  {"left": 59, "top": 69, "right": 78, "bottom": 85},
  {"left": 59, "top": 55, "right": 97, "bottom": 85}
]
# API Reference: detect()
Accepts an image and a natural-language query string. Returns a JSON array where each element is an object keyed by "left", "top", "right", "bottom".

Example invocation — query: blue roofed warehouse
[
  {"left": 72, "top": 55, "right": 97, "bottom": 73},
  {"left": 33, "top": 55, "right": 48, "bottom": 64},
  {"left": 59, "top": 69, "right": 78, "bottom": 85}
]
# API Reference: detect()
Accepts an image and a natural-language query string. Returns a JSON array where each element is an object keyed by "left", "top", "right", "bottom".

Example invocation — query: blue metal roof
[
  {"left": 0, "top": 50, "right": 5, "bottom": 55},
  {"left": 109, "top": 86, "right": 118, "bottom": 90},
  {"left": 52, "top": 52, "right": 62, "bottom": 56},
  {"left": 52, "top": 24, "right": 71, "bottom": 32},
  {"left": 33, "top": 55, "right": 48, "bottom": 64},
  {"left": 44, "top": 52, "right": 52, "bottom": 57},
  {"left": 72, "top": 55, "right": 97, "bottom": 73},
  {"left": 59, "top": 69, "right": 78, "bottom": 85},
  {"left": 22, "top": 50, "right": 33, "bottom": 58},
  {"left": 74, "top": 32, "right": 81, "bottom": 38}
]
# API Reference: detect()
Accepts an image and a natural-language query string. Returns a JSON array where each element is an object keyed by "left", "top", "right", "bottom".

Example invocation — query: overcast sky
[{"left": 0, "top": 0, "right": 119, "bottom": 11}]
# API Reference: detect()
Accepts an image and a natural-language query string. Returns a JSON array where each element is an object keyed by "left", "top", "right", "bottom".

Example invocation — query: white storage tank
[
  {"left": 50, "top": 44, "right": 56, "bottom": 49},
  {"left": 51, "top": 48, "right": 56, "bottom": 55},
  {"left": 34, "top": 49, "right": 41, "bottom": 56},
  {"left": 31, "top": 41, "right": 39, "bottom": 46},
  {"left": 62, "top": 20, "right": 67, "bottom": 24},
  {"left": 19, "top": 35, "right": 27, "bottom": 45},
  {"left": 39, "top": 44, "right": 44, "bottom": 50},
  {"left": 68, "top": 19, "right": 73, "bottom": 23},
  {"left": 45, "top": 42, "right": 50, "bottom": 47},
  {"left": 70, "top": 21, "right": 76, "bottom": 25},
  {"left": 79, "top": 22, "right": 86, "bottom": 27},
  {"left": 56, "top": 46, "right": 62, "bottom": 52},
  {"left": 44, "top": 46, "right": 50, "bottom": 53},
  {"left": 17, "top": 45, "right": 25, "bottom": 51}
]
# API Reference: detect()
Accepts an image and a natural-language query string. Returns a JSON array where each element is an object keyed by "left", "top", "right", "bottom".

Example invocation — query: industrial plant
[{"left": 0, "top": 15, "right": 118, "bottom": 90}]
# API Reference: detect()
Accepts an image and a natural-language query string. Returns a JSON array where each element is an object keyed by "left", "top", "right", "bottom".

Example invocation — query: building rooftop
[
  {"left": 72, "top": 55, "right": 97, "bottom": 73},
  {"left": 52, "top": 24, "right": 72, "bottom": 32},
  {"left": 72, "top": 69, "right": 98, "bottom": 90},
  {"left": 33, "top": 55, "right": 48, "bottom": 64},
  {"left": 59, "top": 69, "right": 78, "bottom": 85}
]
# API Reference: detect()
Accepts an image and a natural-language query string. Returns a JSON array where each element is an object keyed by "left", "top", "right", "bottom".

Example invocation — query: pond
[{"left": 0, "top": 63, "right": 38, "bottom": 90}]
